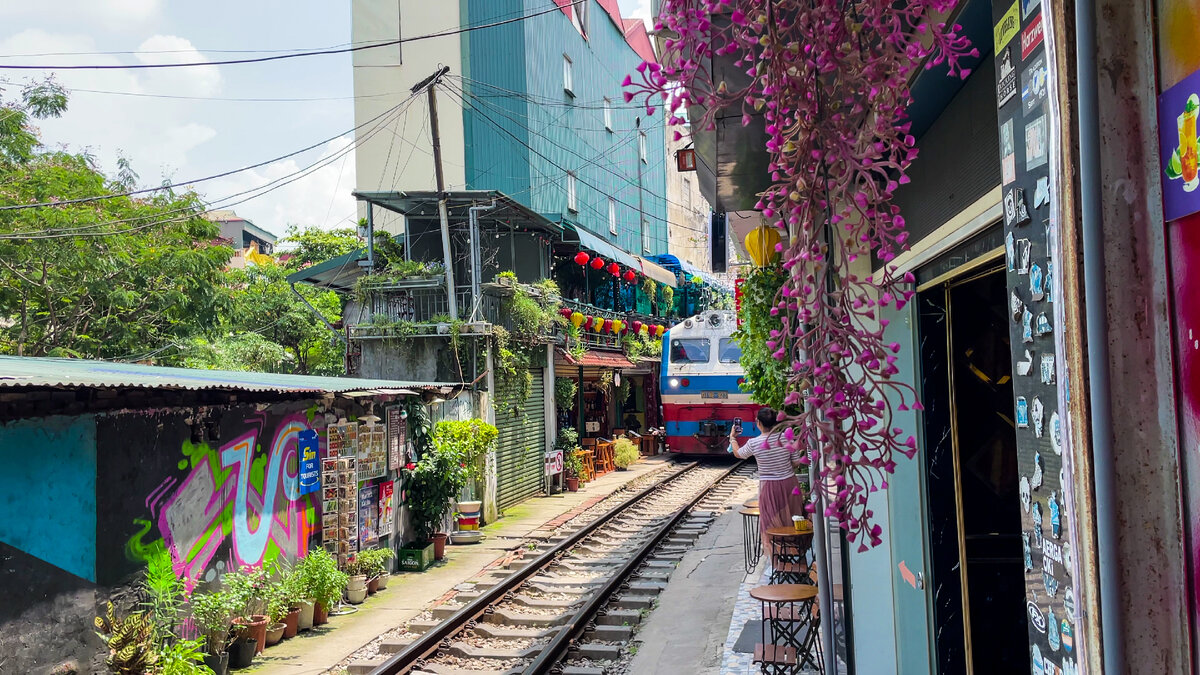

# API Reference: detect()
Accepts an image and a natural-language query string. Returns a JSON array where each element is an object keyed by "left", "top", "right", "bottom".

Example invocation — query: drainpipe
[
  {"left": 468, "top": 200, "right": 497, "bottom": 321},
  {"left": 290, "top": 282, "right": 346, "bottom": 345},
  {"left": 1075, "top": 0, "right": 1124, "bottom": 672}
]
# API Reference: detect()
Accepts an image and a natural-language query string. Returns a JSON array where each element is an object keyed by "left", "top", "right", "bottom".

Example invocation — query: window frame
[
  {"left": 563, "top": 54, "right": 574, "bottom": 96},
  {"left": 567, "top": 172, "right": 578, "bottom": 212},
  {"left": 608, "top": 197, "right": 618, "bottom": 235},
  {"left": 718, "top": 337, "right": 742, "bottom": 363},
  {"left": 639, "top": 130, "right": 647, "bottom": 162},
  {"left": 642, "top": 222, "right": 651, "bottom": 252},
  {"left": 669, "top": 337, "right": 712, "bottom": 364},
  {"left": 603, "top": 98, "right": 613, "bottom": 131}
]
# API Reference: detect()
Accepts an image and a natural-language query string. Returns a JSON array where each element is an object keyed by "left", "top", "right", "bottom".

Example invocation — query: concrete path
[
  {"left": 625, "top": 490, "right": 754, "bottom": 675},
  {"left": 248, "top": 456, "right": 673, "bottom": 675}
]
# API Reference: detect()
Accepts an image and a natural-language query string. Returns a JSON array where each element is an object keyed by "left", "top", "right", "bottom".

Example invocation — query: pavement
[
  {"left": 626, "top": 482, "right": 757, "bottom": 675},
  {"left": 248, "top": 455, "right": 674, "bottom": 675}
]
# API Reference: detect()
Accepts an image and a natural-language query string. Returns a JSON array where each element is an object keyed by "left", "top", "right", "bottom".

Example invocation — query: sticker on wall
[
  {"left": 1063, "top": 658, "right": 1078, "bottom": 675},
  {"left": 1032, "top": 645, "right": 1045, "bottom": 675},
  {"left": 1017, "top": 396, "right": 1030, "bottom": 427},
  {"left": 1064, "top": 588, "right": 1077, "bottom": 623},
  {"left": 1031, "top": 263, "right": 1045, "bottom": 300},
  {"left": 1028, "top": 600, "right": 1048, "bottom": 633},
  {"left": 996, "top": 45, "right": 1018, "bottom": 107},
  {"left": 1012, "top": 291, "right": 1025, "bottom": 321},
  {"left": 1064, "top": 541, "right": 1073, "bottom": 572},
  {"left": 1024, "top": 531, "right": 1034, "bottom": 570},
  {"left": 1019, "top": 239, "right": 1032, "bottom": 273},
  {"left": 1061, "top": 618, "right": 1074, "bottom": 653},
  {"left": 1050, "top": 411, "right": 1062, "bottom": 455},
  {"left": 1022, "top": 53, "right": 1049, "bottom": 114},
  {"left": 1006, "top": 187, "right": 1033, "bottom": 227},
  {"left": 1023, "top": 308, "right": 1035, "bottom": 343},
  {"left": 1036, "top": 312, "right": 1053, "bottom": 336},
  {"left": 1020, "top": 476, "right": 1032, "bottom": 512},
  {"left": 1048, "top": 607, "right": 1061, "bottom": 652},
  {"left": 1044, "top": 570, "right": 1060, "bottom": 597},
  {"left": 1007, "top": 231, "right": 1017, "bottom": 271},
  {"left": 1018, "top": 349, "right": 1035, "bottom": 376},
  {"left": 1001, "top": 118, "right": 1017, "bottom": 184},
  {"left": 1034, "top": 175, "right": 1051, "bottom": 209},
  {"left": 1033, "top": 501, "right": 1044, "bottom": 548},
  {"left": 1032, "top": 396, "right": 1045, "bottom": 437},
  {"left": 1027, "top": 114, "right": 1049, "bottom": 170},
  {"left": 1041, "top": 353, "right": 1056, "bottom": 384},
  {"left": 1023, "top": 0, "right": 1042, "bottom": 18},
  {"left": 1060, "top": 466, "right": 1067, "bottom": 493},
  {"left": 1032, "top": 450, "right": 1045, "bottom": 491},
  {"left": 1021, "top": 10, "right": 1045, "bottom": 60},
  {"left": 1049, "top": 491, "right": 1062, "bottom": 539},
  {"left": 1045, "top": 261, "right": 1054, "bottom": 299}
]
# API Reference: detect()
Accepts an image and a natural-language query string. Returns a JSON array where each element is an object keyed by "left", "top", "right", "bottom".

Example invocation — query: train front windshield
[{"left": 670, "top": 338, "right": 710, "bottom": 363}]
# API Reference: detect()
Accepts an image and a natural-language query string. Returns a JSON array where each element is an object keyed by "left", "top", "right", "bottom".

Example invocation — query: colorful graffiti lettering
[{"left": 129, "top": 411, "right": 320, "bottom": 591}]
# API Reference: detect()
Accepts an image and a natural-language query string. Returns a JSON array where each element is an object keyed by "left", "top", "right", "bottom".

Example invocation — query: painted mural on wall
[
  {"left": 991, "top": 1, "right": 1081, "bottom": 672},
  {"left": 96, "top": 401, "right": 356, "bottom": 589}
]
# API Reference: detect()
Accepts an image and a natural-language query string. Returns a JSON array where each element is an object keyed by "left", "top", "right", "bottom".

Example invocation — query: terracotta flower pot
[
  {"left": 566, "top": 477, "right": 579, "bottom": 492},
  {"left": 367, "top": 576, "right": 380, "bottom": 594},
  {"left": 313, "top": 602, "right": 329, "bottom": 625},
  {"left": 283, "top": 607, "right": 300, "bottom": 638},
  {"left": 234, "top": 615, "right": 268, "bottom": 655},
  {"left": 297, "top": 600, "right": 315, "bottom": 631},
  {"left": 431, "top": 532, "right": 449, "bottom": 560},
  {"left": 265, "top": 622, "right": 286, "bottom": 647}
]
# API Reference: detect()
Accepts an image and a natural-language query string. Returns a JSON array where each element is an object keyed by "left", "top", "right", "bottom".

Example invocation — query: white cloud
[
  {"left": 134, "top": 35, "right": 223, "bottom": 96},
  {"left": 620, "top": 0, "right": 653, "bottom": 28},
  {"left": 0, "top": 0, "right": 160, "bottom": 31},
  {"left": 203, "top": 137, "right": 359, "bottom": 236}
]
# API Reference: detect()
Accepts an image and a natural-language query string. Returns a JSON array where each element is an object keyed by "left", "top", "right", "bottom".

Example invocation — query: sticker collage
[
  {"left": 319, "top": 416, "right": 402, "bottom": 567},
  {"left": 993, "top": 1, "right": 1079, "bottom": 674}
]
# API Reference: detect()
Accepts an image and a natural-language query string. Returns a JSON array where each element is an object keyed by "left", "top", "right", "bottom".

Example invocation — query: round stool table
[
  {"left": 740, "top": 507, "right": 762, "bottom": 573},
  {"left": 744, "top": 497, "right": 760, "bottom": 508},
  {"left": 764, "top": 526, "right": 813, "bottom": 585},
  {"left": 749, "top": 583, "right": 822, "bottom": 673}
]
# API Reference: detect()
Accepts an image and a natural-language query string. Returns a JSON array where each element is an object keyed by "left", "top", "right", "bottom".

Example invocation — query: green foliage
[
  {"left": 431, "top": 418, "right": 498, "bottom": 486},
  {"left": 180, "top": 333, "right": 288, "bottom": 373},
  {"left": 355, "top": 547, "right": 394, "bottom": 578},
  {"left": 493, "top": 278, "right": 562, "bottom": 411},
  {"left": 496, "top": 270, "right": 518, "bottom": 282},
  {"left": 732, "top": 264, "right": 790, "bottom": 411},
  {"left": 0, "top": 78, "right": 67, "bottom": 166},
  {"left": 402, "top": 439, "right": 468, "bottom": 543},
  {"left": 188, "top": 591, "right": 237, "bottom": 655},
  {"left": 154, "top": 638, "right": 210, "bottom": 675},
  {"left": 615, "top": 376, "right": 632, "bottom": 405},
  {"left": 94, "top": 603, "right": 159, "bottom": 675},
  {"left": 405, "top": 399, "right": 433, "bottom": 458},
  {"left": 555, "top": 426, "right": 579, "bottom": 452},
  {"left": 661, "top": 286, "right": 675, "bottom": 316},
  {"left": 613, "top": 438, "right": 640, "bottom": 469},
  {"left": 141, "top": 548, "right": 186, "bottom": 647},
  {"left": 279, "top": 225, "right": 361, "bottom": 269},
  {"left": 564, "top": 447, "right": 585, "bottom": 479},
  {"left": 221, "top": 565, "right": 273, "bottom": 619},
  {"left": 294, "top": 548, "right": 348, "bottom": 610},
  {"left": 554, "top": 377, "right": 577, "bottom": 410}
]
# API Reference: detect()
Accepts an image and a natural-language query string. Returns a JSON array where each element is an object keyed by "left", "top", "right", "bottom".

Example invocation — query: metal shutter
[{"left": 494, "top": 369, "right": 546, "bottom": 510}]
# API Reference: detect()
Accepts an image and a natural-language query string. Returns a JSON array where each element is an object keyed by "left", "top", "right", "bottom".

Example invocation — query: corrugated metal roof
[
  {"left": 0, "top": 356, "right": 461, "bottom": 396},
  {"left": 555, "top": 348, "right": 635, "bottom": 370}
]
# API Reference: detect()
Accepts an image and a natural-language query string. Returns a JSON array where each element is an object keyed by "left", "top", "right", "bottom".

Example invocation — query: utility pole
[{"left": 413, "top": 66, "right": 457, "bottom": 319}]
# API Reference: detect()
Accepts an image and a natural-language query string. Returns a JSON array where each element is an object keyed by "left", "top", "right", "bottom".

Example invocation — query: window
[
  {"left": 683, "top": 178, "right": 692, "bottom": 211},
  {"left": 642, "top": 223, "right": 651, "bottom": 252},
  {"left": 572, "top": 0, "right": 590, "bottom": 36},
  {"left": 563, "top": 54, "right": 574, "bottom": 96},
  {"left": 670, "top": 338, "right": 711, "bottom": 363},
  {"left": 603, "top": 98, "right": 613, "bottom": 131},
  {"left": 639, "top": 131, "right": 647, "bottom": 162},
  {"left": 567, "top": 172, "right": 578, "bottom": 212},
  {"left": 718, "top": 338, "right": 742, "bottom": 363},
  {"left": 608, "top": 197, "right": 618, "bottom": 235}
]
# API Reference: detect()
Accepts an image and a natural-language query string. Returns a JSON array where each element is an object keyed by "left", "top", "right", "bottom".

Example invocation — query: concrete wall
[{"left": 665, "top": 132, "right": 713, "bottom": 271}]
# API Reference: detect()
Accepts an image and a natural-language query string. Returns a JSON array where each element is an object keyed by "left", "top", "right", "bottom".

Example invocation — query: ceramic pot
[
  {"left": 234, "top": 615, "right": 268, "bottom": 655},
  {"left": 566, "top": 477, "right": 579, "bottom": 492},
  {"left": 283, "top": 607, "right": 300, "bottom": 639},
  {"left": 345, "top": 574, "right": 368, "bottom": 604},
  {"left": 431, "top": 532, "right": 448, "bottom": 560},
  {"left": 313, "top": 602, "right": 329, "bottom": 625},
  {"left": 297, "top": 600, "right": 315, "bottom": 631},
  {"left": 227, "top": 638, "right": 256, "bottom": 669},
  {"left": 367, "top": 576, "right": 380, "bottom": 594},
  {"left": 202, "top": 652, "right": 229, "bottom": 675},
  {"left": 376, "top": 571, "right": 390, "bottom": 590},
  {"left": 265, "top": 622, "right": 286, "bottom": 646}
]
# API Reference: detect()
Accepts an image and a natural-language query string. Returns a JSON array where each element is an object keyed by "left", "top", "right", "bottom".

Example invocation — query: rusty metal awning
[{"left": 555, "top": 348, "right": 635, "bottom": 370}]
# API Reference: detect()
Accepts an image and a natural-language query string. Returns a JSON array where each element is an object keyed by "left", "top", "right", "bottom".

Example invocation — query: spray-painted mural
[{"left": 95, "top": 402, "right": 338, "bottom": 588}]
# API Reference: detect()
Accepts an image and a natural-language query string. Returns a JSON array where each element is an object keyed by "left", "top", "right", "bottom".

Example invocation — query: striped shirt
[{"left": 742, "top": 432, "right": 795, "bottom": 480}]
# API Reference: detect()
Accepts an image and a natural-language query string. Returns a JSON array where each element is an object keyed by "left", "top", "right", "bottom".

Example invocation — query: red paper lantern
[
  {"left": 608, "top": 262, "right": 620, "bottom": 276},
  {"left": 574, "top": 251, "right": 590, "bottom": 266},
  {"left": 603, "top": 318, "right": 614, "bottom": 333},
  {"left": 631, "top": 320, "right": 643, "bottom": 334},
  {"left": 558, "top": 307, "right": 572, "bottom": 319},
  {"left": 591, "top": 257, "right": 605, "bottom": 270},
  {"left": 623, "top": 270, "right": 636, "bottom": 283}
]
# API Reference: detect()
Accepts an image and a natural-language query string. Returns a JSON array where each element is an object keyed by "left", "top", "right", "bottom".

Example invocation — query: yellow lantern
[
  {"left": 570, "top": 311, "right": 584, "bottom": 328},
  {"left": 612, "top": 319, "right": 624, "bottom": 333},
  {"left": 639, "top": 324, "right": 649, "bottom": 334},
  {"left": 744, "top": 224, "right": 781, "bottom": 267}
]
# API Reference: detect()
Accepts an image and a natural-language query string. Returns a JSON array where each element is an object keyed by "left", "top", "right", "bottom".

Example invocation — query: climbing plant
[
  {"left": 493, "top": 277, "right": 562, "bottom": 411},
  {"left": 626, "top": 0, "right": 975, "bottom": 549},
  {"left": 732, "top": 263, "right": 790, "bottom": 412}
]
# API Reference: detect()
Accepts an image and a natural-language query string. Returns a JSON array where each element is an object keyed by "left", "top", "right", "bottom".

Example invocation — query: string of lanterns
[
  {"left": 572, "top": 250, "right": 644, "bottom": 284},
  {"left": 559, "top": 307, "right": 667, "bottom": 337}
]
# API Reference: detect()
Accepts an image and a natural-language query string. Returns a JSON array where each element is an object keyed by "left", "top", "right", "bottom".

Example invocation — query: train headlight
[
  {"left": 669, "top": 378, "right": 680, "bottom": 388},
  {"left": 684, "top": 320, "right": 693, "bottom": 328}
]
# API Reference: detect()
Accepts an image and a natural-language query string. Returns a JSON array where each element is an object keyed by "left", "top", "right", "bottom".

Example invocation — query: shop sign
[
  {"left": 298, "top": 429, "right": 321, "bottom": 496},
  {"left": 545, "top": 448, "right": 564, "bottom": 476},
  {"left": 994, "top": 0, "right": 1021, "bottom": 51},
  {"left": 997, "top": 46, "right": 1018, "bottom": 108},
  {"left": 1158, "top": 67, "right": 1200, "bottom": 220},
  {"left": 1021, "top": 11, "right": 1044, "bottom": 60}
]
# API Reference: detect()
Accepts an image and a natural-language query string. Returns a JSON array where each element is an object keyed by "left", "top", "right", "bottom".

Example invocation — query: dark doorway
[{"left": 918, "top": 265, "right": 1028, "bottom": 674}]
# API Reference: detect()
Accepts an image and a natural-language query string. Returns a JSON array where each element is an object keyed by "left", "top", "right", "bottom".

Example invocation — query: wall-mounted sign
[
  {"left": 676, "top": 148, "right": 697, "bottom": 172},
  {"left": 297, "top": 429, "right": 321, "bottom": 496},
  {"left": 994, "top": 0, "right": 1021, "bottom": 51},
  {"left": 1020, "top": 11, "right": 1044, "bottom": 60},
  {"left": 1159, "top": 67, "right": 1200, "bottom": 221},
  {"left": 386, "top": 406, "right": 407, "bottom": 470},
  {"left": 545, "top": 449, "right": 564, "bottom": 476}
]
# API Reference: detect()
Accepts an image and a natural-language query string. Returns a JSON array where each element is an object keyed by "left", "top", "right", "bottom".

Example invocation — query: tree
[
  {"left": 0, "top": 80, "right": 232, "bottom": 359},
  {"left": 278, "top": 224, "right": 362, "bottom": 270}
]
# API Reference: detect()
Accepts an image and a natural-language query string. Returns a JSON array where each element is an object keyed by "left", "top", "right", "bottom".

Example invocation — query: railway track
[{"left": 348, "top": 459, "right": 757, "bottom": 675}]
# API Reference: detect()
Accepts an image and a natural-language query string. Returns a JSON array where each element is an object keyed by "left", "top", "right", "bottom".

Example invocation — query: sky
[{"left": 0, "top": 0, "right": 652, "bottom": 237}]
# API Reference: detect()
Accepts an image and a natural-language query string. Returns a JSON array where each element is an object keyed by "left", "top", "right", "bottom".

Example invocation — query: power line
[
  {"left": 67, "top": 88, "right": 389, "bottom": 103},
  {"left": 0, "top": 4, "right": 571, "bottom": 71}
]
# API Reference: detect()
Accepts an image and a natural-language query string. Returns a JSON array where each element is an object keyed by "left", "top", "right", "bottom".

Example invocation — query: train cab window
[
  {"left": 718, "top": 338, "right": 741, "bottom": 363},
  {"left": 670, "top": 338, "right": 711, "bottom": 363}
]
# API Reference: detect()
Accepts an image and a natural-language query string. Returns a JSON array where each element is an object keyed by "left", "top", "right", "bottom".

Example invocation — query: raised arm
[{"left": 729, "top": 428, "right": 754, "bottom": 459}]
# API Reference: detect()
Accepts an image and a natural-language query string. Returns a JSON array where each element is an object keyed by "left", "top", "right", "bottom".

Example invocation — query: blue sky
[{"left": 0, "top": 0, "right": 650, "bottom": 236}]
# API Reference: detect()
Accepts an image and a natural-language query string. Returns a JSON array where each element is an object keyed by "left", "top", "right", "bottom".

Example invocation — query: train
[{"left": 659, "top": 309, "right": 762, "bottom": 455}]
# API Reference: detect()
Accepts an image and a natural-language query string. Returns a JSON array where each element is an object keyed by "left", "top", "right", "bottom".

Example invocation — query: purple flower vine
[{"left": 626, "top": 0, "right": 976, "bottom": 550}]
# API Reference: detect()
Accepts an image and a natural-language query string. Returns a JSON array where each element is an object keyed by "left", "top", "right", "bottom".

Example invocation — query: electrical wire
[
  {"left": 66, "top": 88, "right": 392, "bottom": 103},
  {"left": 0, "top": 4, "right": 572, "bottom": 71}
]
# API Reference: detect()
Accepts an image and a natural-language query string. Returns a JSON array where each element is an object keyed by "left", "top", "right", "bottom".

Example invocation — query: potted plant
[
  {"left": 496, "top": 270, "right": 518, "bottom": 288},
  {"left": 358, "top": 548, "right": 394, "bottom": 592},
  {"left": 264, "top": 579, "right": 289, "bottom": 647},
  {"left": 343, "top": 556, "right": 369, "bottom": 604},
  {"left": 400, "top": 438, "right": 469, "bottom": 562},
  {"left": 280, "top": 567, "right": 303, "bottom": 639},
  {"left": 189, "top": 590, "right": 236, "bottom": 674},
  {"left": 94, "top": 602, "right": 158, "bottom": 674},
  {"left": 613, "top": 438, "right": 640, "bottom": 470},
  {"left": 223, "top": 565, "right": 271, "bottom": 655},
  {"left": 564, "top": 450, "right": 583, "bottom": 492},
  {"left": 293, "top": 548, "right": 348, "bottom": 623}
]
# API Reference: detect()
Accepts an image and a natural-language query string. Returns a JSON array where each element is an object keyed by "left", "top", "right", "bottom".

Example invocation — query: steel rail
[
  {"left": 368, "top": 461, "right": 703, "bottom": 675},
  {"left": 522, "top": 459, "right": 747, "bottom": 674}
]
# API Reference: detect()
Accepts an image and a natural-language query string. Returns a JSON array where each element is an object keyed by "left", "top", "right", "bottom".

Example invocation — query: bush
[
  {"left": 188, "top": 590, "right": 237, "bottom": 655},
  {"left": 402, "top": 440, "right": 469, "bottom": 543},
  {"left": 614, "top": 438, "right": 640, "bottom": 469},
  {"left": 294, "top": 549, "right": 347, "bottom": 610},
  {"left": 554, "top": 377, "right": 577, "bottom": 410}
]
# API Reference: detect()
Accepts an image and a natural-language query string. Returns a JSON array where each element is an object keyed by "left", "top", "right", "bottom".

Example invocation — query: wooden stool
[
  {"left": 595, "top": 442, "right": 615, "bottom": 474},
  {"left": 750, "top": 583, "right": 822, "bottom": 673},
  {"left": 740, "top": 507, "right": 762, "bottom": 573},
  {"left": 573, "top": 449, "right": 594, "bottom": 482},
  {"left": 764, "top": 527, "right": 813, "bottom": 584}
]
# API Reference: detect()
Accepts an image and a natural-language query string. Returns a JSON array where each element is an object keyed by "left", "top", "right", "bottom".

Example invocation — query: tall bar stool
[{"left": 740, "top": 507, "right": 762, "bottom": 573}]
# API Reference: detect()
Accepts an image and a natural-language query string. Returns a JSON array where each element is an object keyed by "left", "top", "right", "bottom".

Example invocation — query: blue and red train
[{"left": 660, "top": 310, "right": 762, "bottom": 455}]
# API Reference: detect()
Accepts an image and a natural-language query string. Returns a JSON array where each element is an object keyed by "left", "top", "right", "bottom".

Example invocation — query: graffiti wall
[{"left": 94, "top": 401, "right": 348, "bottom": 589}]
